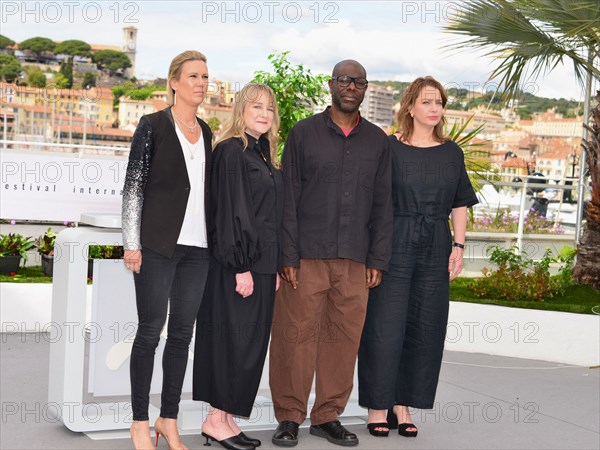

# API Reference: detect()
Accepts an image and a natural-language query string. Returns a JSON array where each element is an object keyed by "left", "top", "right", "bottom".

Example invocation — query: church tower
[{"left": 122, "top": 26, "right": 137, "bottom": 79}]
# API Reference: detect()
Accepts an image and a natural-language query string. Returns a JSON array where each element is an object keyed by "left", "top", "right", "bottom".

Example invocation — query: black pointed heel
[{"left": 201, "top": 432, "right": 255, "bottom": 450}]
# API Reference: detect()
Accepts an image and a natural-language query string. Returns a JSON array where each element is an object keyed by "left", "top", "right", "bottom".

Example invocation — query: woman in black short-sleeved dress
[{"left": 358, "top": 76, "right": 478, "bottom": 438}]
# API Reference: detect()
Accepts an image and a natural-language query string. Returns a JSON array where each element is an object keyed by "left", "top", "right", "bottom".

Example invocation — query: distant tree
[
  {"left": 53, "top": 72, "right": 70, "bottom": 89},
  {"left": 0, "top": 35, "right": 15, "bottom": 50},
  {"left": 92, "top": 50, "right": 131, "bottom": 75},
  {"left": 28, "top": 70, "right": 47, "bottom": 88},
  {"left": 59, "top": 60, "right": 73, "bottom": 88},
  {"left": 0, "top": 54, "right": 22, "bottom": 82},
  {"left": 111, "top": 82, "right": 161, "bottom": 106},
  {"left": 252, "top": 51, "right": 329, "bottom": 154},
  {"left": 82, "top": 72, "right": 96, "bottom": 88},
  {"left": 54, "top": 40, "right": 91, "bottom": 58},
  {"left": 18, "top": 37, "right": 56, "bottom": 57},
  {"left": 207, "top": 117, "right": 220, "bottom": 132}
]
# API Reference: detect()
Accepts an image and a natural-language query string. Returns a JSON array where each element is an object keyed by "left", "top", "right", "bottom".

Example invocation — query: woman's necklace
[
  {"left": 177, "top": 124, "right": 200, "bottom": 159},
  {"left": 172, "top": 109, "right": 198, "bottom": 132}
]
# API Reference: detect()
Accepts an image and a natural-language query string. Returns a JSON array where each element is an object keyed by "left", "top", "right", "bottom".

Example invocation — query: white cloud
[{"left": 1, "top": 1, "right": 587, "bottom": 100}]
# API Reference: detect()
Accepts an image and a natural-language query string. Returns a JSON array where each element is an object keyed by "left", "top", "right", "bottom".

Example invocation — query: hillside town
[{"left": 1, "top": 28, "right": 585, "bottom": 186}]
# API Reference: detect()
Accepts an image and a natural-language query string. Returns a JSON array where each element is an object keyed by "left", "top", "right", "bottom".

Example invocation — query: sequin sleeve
[{"left": 122, "top": 115, "right": 153, "bottom": 251}]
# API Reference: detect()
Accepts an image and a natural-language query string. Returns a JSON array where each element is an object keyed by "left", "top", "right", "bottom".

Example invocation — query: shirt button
[
  {"left": 345, "top": 170, "right": 350, "bottom": 176},
  {"left": 344, "top": 191, "right": 349, "bottom": 197},
  {"left": 346, "top": 151, "right": 350, "bottom": 155}
]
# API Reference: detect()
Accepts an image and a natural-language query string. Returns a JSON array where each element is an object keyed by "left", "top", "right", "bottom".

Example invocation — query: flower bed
[{"left": 469, "top": 208, "right": 565, "bottom": 234}]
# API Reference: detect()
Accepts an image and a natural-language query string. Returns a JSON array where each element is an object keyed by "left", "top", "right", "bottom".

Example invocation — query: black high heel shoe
[
  {"left": 201, "top": 432, "right": 255, "bottom": 450},
  {"left": 237, "top": 432, "right": 261, "bottom": 447},
  {"left": 367, "top": 423, "right": 389, "bottom": 437},
  {"left": 387, "top": 407, "right": 418, "bottom": 437}
]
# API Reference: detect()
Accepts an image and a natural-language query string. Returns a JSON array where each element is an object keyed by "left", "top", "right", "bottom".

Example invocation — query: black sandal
[
  {"left": 387, "top": 408, "right": 418, "bottom": 437},
  {"left": 398, "top": 423, "right": 418, "bottom": 437},
  {"left": 367, "top": 422, "right": 389, "bottom": 437}
]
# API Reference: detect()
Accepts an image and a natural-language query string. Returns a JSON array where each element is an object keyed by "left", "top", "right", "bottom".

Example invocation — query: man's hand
[
  {"left": 366, "top": 268, "right": 382, "bottom": 288},
  {"left": 280, "top": 266, "right": 298, "bottom": 289}
]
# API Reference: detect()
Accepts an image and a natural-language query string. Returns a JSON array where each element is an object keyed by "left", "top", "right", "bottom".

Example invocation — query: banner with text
[{"left": 1, "top": 150, "right": 127, "bottom": 222}]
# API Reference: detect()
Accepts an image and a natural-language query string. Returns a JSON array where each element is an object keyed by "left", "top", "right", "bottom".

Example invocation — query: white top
[{"left": 174, "top": 123, "right": 207, "bottom": 248}]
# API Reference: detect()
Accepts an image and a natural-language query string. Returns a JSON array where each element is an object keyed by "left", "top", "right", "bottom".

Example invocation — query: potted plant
[
  {"left": 35, "top": 228, "right": 57, "bottom": 276},
  {"left": 88, "top": 245, "right": 124, "bottom": 278},
  {"left": 0, "top": 233, "right": 36, "bottom": 274}
]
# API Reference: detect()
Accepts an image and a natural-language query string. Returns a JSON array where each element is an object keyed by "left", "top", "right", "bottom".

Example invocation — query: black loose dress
[
  {"left": 192, "top": 134, "right": 283, "bottom": 417},
  {"left": 358, "top": 136, "right": 478, "bottom": 409}
]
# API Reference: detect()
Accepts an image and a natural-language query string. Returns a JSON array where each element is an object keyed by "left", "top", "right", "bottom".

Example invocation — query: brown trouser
[{"left": 269, "top": 259, "right": 369, "bottom": 425}]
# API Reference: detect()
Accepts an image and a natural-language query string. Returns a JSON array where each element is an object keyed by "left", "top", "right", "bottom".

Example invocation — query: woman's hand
[
  {"left": 275, "top": 273, "right": 281, "bottom": 292},
  {"left": 235, "top": 271, "right": 254, "bottom": 298},
  {"left": 448, "top": 247, "right": 464, "bottom": 281},
  {"left": 124, "top": 249, "right": 142, "bottom": 273}
]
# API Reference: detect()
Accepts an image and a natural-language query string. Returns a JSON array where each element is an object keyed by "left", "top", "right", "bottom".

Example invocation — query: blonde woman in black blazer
[{"left": 122, "top": 50, "right": 212, "bottom": 450}]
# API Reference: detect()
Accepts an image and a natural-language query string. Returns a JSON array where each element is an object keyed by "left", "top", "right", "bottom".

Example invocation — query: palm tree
[
  {"left": 445, "top": 0, "right": 600, "bottom": 289},
  {"left": 573, "top": 91, "right": 600, "bottom": 288}
]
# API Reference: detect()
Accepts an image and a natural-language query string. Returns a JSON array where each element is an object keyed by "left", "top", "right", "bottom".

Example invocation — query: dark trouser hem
[{"left": 132, "top": 416, "right": 150, "bottom": 422}]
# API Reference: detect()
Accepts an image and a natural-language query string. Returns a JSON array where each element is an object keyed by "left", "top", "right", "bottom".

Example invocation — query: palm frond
[
  {"left": 447, "top": 115, "right": 496, "bottom": 193},
  {"left": 444, "top": 0, "right": 600, "bottom": 102}
]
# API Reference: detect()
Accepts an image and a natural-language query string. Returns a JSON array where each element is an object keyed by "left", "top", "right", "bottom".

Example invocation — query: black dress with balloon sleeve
[
  {"left": 192, "top": 135, "right": 283, "bottom": 417},
  {"left": 358, "top": 136, "right": 478, "bottom": 410}
]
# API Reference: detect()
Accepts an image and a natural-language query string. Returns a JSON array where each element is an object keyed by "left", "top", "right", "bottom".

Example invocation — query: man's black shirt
[{"left": 281, "top": 106, "right": 392, "bottom": 271}]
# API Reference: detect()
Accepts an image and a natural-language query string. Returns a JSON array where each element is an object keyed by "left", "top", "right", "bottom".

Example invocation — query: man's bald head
[{"left": 332, "top": 60, "right": 367, "bottom": 79}]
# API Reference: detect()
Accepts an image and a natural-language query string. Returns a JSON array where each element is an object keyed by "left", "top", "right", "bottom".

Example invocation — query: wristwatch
[{"left": 453, "top": 242, "right": 465, "bottom": 249}]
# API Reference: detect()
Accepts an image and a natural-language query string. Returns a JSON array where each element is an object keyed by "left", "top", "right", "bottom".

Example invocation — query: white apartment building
[
  {"left": 118, "top": 98, "right": 169, "bottom": 130},
  {"left": 536, "top": 151, "right": 581, "bottom": 180},
  {"left": 360, "top": 84, "right": 394, "bottom": 127},
  {"left": 517, "top": 110, "right": 583, "bottom": 138},
  {"left": 444, "top": 109, "right": 508, "bottom": 139}
]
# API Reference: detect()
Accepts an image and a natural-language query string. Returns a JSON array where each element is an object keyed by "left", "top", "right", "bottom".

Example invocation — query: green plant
[
  {"left": 35, "top": 228, "right": 57, "bottom": 256},
  {"left": 252, "top": 51, "right": 329, "bottom": 155},
  {"left": 467, "top": 245, "right": 575, "bottom": 302},
  {"left": 554, "top": 245, "right": 577, "bottom": 296},
  {"left": 447, "top": 114, "right": 498, "bottom": 195},
  {"left": 0, "top": 233, "right": 36, "bottom": 262},
  {"left": 88, "top": 245, "right": 124, "bottom": 259},
  {"left": 207, "top": 117, "right": 220, "bottom": 132}
]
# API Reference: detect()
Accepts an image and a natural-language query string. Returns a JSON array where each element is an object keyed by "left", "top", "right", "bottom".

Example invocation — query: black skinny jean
[{"left": 130, "top": 244, "right": 209, "bottom": 421}]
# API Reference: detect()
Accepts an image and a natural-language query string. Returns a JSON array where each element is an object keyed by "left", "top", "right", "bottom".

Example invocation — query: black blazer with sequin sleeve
[{"left": 122, "top": 107, "right": 213, "bottom": 257}]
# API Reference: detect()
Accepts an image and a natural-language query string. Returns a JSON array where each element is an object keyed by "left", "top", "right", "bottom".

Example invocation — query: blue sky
[{"left": 2, "top": 1, "right": 595, "bottom": 101}]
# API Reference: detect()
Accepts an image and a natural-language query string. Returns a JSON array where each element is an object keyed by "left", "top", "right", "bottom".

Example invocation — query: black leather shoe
[
  {"left": 238, "top": 431, "right": 261, "bottom": 447},
  {"left": 272, "top": 421, "right": 299, "bottom": 447},
  {"left": 310, "top": 420, "right": 358, "bottom": 447}
]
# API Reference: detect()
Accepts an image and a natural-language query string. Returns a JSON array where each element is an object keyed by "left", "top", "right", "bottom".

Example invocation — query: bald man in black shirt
[{"left": 270, "top": 60, "right": 392, "bottom": 447}]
